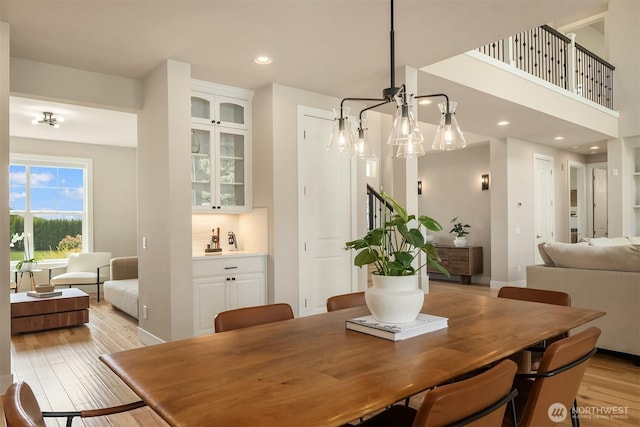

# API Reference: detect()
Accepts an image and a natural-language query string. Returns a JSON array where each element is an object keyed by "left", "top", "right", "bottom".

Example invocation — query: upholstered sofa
[
  {"left": 526, "top": 239, "right": 640, "bottom": 360},
  {"left": 103, "top": 256, "right": 139, "bottom": 319}
]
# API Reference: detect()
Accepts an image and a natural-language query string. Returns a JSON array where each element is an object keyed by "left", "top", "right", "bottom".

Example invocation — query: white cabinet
[
  {"left": 191, "top": 80, "right": 252, "bottom": 212},
  {"left": 192, "top": 255, "right": 266, "bottom": 336}
]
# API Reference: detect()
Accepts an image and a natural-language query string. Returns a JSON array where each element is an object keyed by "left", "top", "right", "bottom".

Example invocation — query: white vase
[
  {"left": 20, "top": 262, "right": 32, "bottom": 272},
  {"left": 453, "top": 236, "right": 468, "bottom": 247},
  {"left": 366, "top": 275, "right": 424, "bottom": 324}
]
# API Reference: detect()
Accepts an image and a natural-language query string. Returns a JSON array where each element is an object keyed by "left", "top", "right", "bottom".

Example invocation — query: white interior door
[
  {"left": 534, "top": 155, "right": 555, "bottom": 264},
  {"left": 569, "top": 161, "right": 587, "bottom": 243},
  {"left": 593, "top": 168, "right": 608, "bottom": 237},
  {"left": 298, "top": 107, "right": 353, "bottom": 317}
]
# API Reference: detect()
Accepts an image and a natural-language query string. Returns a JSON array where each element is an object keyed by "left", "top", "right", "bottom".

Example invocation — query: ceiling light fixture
[
  {"left": 254, "top": 56, "right": 272, "bottom": 65},
  {"left": 327, "top": 0, "right": 465, "bottom": 158},
  {"left": 590, "top": 146, "right": 600, "bottom": 150},
  {"left": 554, "top": 136, "right": 565, "bottom": 141},
  {"left": 32, "top": 111, "right": 64, "bottom": 128},
  {"left": 497, "top": 121, "right": 509, "bottom": 126}
]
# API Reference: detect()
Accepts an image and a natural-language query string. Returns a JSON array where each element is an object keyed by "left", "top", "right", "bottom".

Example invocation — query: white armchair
[{"left": 49, "top": 252, "right": 112, "bottom": 301}]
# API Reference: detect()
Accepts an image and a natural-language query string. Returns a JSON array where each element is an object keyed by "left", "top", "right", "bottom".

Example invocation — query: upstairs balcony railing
[{"left": 478, "top": 24, "right": 615, "bottom": 110}]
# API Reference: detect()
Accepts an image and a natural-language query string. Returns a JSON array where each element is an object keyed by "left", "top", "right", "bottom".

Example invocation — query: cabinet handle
[
  {"left": 224, "top": 266, "right": 238, "bottom": 270},
  {"left": 231, "top": 277, "right": 236, "bottom": 281},
  {"left": 226, "top": 277, "right": 231, "bottom": 281}
]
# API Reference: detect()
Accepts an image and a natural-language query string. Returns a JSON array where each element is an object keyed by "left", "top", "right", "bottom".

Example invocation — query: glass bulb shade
[
  {"left": 432, "top": 101, "right": 466, "bottom": 151},
  {"left": 387, "top": 94, "right": 423, "bottom": 146},
  {"left": 327, "top": 107, "right": 354, "bottom": 152},
  {"left": 352, "top": 128, "right": 376, "bottom": 159},
  {"left": 395, "top": 140, "right": 426, "bottom": 158}
]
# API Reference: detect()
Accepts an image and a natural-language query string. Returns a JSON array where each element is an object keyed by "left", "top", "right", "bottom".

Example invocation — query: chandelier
[
  {"left": 32, "top": 112, "right": 64, "bottom": 128},
  {"left": 327, "top": 0, "right": 466, "bottom": 158}
]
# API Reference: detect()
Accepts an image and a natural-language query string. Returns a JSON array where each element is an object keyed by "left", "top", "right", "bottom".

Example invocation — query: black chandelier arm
[
  {"left": 358, "top": 100, "right": 392, "bottom": 124},
  {"left": 414, "top": 93, "right": 451, "bottom": 114}
]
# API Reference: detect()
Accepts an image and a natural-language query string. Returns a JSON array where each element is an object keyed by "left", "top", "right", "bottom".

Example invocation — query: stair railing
[
  {"left": 366, "top": 185, "right": 393, "bottom": 231},
  {"left": 478, "top": 24, "right": 614, "bottom": 109}
]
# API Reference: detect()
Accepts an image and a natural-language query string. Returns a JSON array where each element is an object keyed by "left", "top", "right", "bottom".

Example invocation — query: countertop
[{"left": 192, "top": 251, "right": 267, "bottom": 260}]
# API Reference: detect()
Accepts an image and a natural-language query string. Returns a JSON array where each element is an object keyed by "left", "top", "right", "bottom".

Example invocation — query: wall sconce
[
  {"left": 481, "top": 174, "right": 490, "bottom": 191},
  {"left": 417, "top": 181, "right": 423, "bottom": 195}
]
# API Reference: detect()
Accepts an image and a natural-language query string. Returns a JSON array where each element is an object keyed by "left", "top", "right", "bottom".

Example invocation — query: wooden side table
[
  {"left": 428, "top": 245, "right": 483, "bottom": 284},
  {"left": 12, "top": 269, "right": 42, "bottom": 292}
]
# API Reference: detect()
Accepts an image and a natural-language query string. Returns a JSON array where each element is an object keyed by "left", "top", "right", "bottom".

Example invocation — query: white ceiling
[{"left": 1, "top": 0, "right": 615, "bottom": 153}]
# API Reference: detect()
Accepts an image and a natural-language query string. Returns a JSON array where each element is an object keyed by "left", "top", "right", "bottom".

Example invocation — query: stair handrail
[{"left": 366, "top": 185, "right": 393, "bottom": 231}]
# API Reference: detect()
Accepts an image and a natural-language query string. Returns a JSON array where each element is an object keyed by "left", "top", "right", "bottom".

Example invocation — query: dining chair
[
  {"left": 352, "top": 359, "right": 518, "bottom": 427},
  {"left": 498, "top": 286, "right": 571, "bottom": 371},
  {"left": 49, "top": 252, "right": 112, "bottom": 302},
  {"left": 505, "top": 326, "right": 601, "bottom": 427},
  {"left": 326, "top": 291, "right": 366, "bottom": 312},
  {"left": 214, "top": 303, "right": 294, "bottom": 332},
  {"left": 3, "top": 381, "right": 146, "bottom": 427}
]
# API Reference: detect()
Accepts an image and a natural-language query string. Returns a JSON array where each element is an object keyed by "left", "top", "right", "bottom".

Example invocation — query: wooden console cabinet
[{"left": 428, "top": 246, "right": 483, "bottom": 284}]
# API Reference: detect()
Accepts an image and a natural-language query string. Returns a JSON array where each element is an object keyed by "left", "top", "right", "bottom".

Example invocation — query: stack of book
[
  {"left": 27, "top": 290, "right": 62, "bottom": 298},
  {"left": 346, "top": 313, "right": 448, "bottom": 341}
]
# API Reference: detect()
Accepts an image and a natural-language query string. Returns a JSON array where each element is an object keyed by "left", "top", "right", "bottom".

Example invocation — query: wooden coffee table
[{"left": 10, "top": 288, "right": 90, "bottom": 334}]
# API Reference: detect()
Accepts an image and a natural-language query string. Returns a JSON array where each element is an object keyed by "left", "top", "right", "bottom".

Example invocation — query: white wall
[
  {"left": 498, "top": 137, "right": 587, "bottom": 286},
  {"left": 137, "top": 60, "right": 192, "bottom": 343},
  {"left": 418, "top": 144, "right": 492, "bottom": 283},
  {"left": 1, "top": 20, "right": 12, "bottom": 392},
  {"left": 10, "top": 137, "right": 138, "bottom": 257}
]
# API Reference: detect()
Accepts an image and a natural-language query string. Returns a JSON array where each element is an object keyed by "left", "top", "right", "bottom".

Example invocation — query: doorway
[
  {"left": 592, "top": 168, "right": 608, "bottom": 237},
  {"left": 297, "top": 106, "right": 355, "bottom": 317},
  {"left": 568, "top": 161, "right": 587, "bottom": 242},
  {"left": 533, "top": 154, "right": 555, "bottom": 264}
]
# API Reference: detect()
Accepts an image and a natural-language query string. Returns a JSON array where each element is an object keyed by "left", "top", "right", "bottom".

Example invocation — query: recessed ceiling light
[
  {"left": 554, "top": 136, "right": 565, "bottom": 141},
  {"left": 254, "top": 56, "right": 272, "bottom": 65},
  {"left": 497, "top": 121, "right": 509, "bottom": 126},
  {"left": 418, "top": 99, "right": 432, "bottom": 105},
  {"left": 590, "top": 146, "right": 600, "bottom": 150}
]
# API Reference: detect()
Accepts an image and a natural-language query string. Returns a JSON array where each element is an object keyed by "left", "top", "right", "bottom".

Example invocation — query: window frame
[{"left": 9, "top": 153, "right": 94, "bottom": 261}]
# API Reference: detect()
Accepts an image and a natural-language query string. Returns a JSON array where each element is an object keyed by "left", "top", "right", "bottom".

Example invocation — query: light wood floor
[{"left": 1, "top": 281, "right": 638, "bottom": 427}]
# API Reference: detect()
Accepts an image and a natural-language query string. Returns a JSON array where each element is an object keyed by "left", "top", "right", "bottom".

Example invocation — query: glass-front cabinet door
[
  {"left": 191, "top": 125, "right": 250, "bottom": 212},
  {"left": 191, "top": 92, "right": 248, "bottom": 130},
  {"left": 217, "top": 129, "right": 248, "bottom": 209},
  {"left": 191, "top": 125, "right": 212, "bottom": 208}
]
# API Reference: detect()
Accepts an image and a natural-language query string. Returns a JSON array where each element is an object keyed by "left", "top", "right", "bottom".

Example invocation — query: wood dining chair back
[
  {"left": 498, "top": 286, "right": 571, "bottom": 371},
  {"left": 510, "top": 326, "right": 601, "bottom": 427},
  {"left": 497, "top": 286, "right": 570, "bottom": 306},
  {"left": 214, "top": 303, "right": 294, "bottom": 332},
  {"left": 3, "top": 381, "right": 145, "bottom": 427},
  {"left": 353, "top": 359, "right": 518, "bottom": 427},
  {"left": 326, "top": 291, "right": 366, "bottom": 312}
]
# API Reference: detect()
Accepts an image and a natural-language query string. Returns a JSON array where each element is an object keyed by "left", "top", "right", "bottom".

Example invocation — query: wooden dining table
[{"left": 100, "top": 292, "right": 604, "bottom": 427}]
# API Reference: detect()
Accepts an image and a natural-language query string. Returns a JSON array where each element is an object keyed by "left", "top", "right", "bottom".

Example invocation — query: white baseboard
[
  {"left": 137, "top": 327, "right": 165, "bottom": 346},
  {"left": 489, "top": 279, "right": 527, "bottom": 289}
]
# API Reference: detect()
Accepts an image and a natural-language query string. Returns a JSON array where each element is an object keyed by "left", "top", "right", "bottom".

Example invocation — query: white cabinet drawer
[{"left": 193, "top": 256, "right": 265, "bottom": 278}]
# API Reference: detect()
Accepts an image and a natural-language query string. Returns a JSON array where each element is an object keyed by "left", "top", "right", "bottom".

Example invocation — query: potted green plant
[
  {"left": 11, "top": 233, "right": 37, "bottom": 271},
  {"left": 449, "top": 217, "right": 470, "bottom": 247},
  {"left": 345, "top": 192, "right": 449, "bottom": 323}
]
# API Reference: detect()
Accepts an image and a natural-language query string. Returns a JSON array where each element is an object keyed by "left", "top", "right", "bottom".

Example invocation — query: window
[{"left": 9, "top": 154, "right": 92, "bottom": 262}]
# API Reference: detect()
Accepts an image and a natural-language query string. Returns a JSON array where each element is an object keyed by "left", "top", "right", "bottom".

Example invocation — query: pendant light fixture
[{"left": 327, "top": 0, "right": 466, "bottom": 158}]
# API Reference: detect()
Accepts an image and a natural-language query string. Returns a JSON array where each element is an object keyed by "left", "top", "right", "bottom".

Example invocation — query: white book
[{"left": 346, "top": 313, "right": 448, "bottom": 341}]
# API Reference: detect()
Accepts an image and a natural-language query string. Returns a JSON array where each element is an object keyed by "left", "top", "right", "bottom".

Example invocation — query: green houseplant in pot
[
  {"left": 345, "top": 192, "right": 449, "bottom": 323},
  {"left": 449, "top": 217, "right": 470, "bottom": 247}
]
